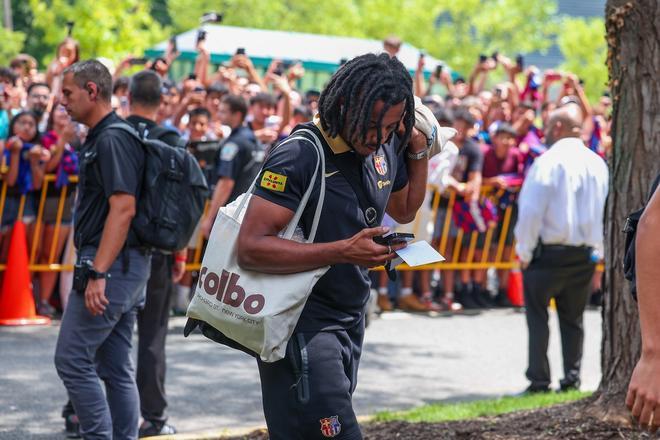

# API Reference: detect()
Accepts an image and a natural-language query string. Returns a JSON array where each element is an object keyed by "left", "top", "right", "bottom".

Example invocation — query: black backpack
[
  {"left": 107, "top": 123, "right": 209, "bottom": 253},
  {"left": 623, "top": 174, "right": 660, "bottom": 300}
]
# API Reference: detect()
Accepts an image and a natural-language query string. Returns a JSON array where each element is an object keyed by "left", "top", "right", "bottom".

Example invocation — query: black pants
[
  {"left": 136, "top": 252, "right": 174, "bottom": 423},
  {"left": 258, "top": 320, "right": 365, "bottom": 440},
  {"left": 523, "top": 245, "right": 595, "bottom": 388}
]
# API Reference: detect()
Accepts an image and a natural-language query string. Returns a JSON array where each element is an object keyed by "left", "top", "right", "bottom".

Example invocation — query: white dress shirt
[{"left": 514, "top": 137, "right": 609, "bottom": 263}]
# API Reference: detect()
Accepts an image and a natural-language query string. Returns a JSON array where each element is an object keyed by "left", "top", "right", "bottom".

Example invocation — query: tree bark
[{"left": 588, "top": 0, "right": 660, "bottom": 423}]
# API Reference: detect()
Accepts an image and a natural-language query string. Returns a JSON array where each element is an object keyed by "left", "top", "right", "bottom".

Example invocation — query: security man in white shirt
[{"left": 514, "top": 104, "right": 609, "bottom": 393}]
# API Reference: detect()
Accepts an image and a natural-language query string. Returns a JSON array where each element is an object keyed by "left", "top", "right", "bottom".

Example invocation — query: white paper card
[{"left": 395, "top": 241, "right": 445, "bottom": 267}]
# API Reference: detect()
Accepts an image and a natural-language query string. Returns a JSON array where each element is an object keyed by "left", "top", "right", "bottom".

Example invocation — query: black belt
[
  {"left": 533, "top": 241, "right": 591, "bottom": 261},
  {"left": 541, "top": 243, "right": 592, "bottom": 252}
]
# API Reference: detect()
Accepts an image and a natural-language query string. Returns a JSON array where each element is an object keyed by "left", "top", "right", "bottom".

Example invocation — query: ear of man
[{"left": 85, "top": 81, "right": 97, "bottom": 99}]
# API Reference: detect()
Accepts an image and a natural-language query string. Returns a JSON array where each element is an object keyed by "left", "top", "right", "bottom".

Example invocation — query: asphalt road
[{"left": 0, "top": 308, "right": 602, "bottom": 439}]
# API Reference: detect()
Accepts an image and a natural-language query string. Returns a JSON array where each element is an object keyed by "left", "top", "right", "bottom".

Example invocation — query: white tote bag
[{"left": 186, "top": 129, "right": 329, "bottom": 362}]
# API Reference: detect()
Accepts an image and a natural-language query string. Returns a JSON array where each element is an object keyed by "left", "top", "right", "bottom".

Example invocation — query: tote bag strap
[
  {"left": 282, "top": 128, "right": 325, "bottom": 243},
  {"left": 234, "top": 134, "right": 313, "bottom": 219},
  {"left": 233, "top": 132, "right": 326, "bottom": 243}
]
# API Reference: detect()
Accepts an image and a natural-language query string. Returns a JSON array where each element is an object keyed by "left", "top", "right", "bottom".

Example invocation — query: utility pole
[{"left": 3, "top": 0, "right": 12, "bottom": 31}]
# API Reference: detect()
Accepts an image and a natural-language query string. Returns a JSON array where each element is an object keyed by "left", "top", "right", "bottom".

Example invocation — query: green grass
[{"left": 372, "top": 390, "right": 591, "bottom": 423}]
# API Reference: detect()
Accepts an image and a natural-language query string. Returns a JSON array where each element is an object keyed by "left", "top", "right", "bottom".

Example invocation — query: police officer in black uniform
[
  {"left": 54, "top": 60, "right": 150, "bottom": 439},
  {"left": 237, "top": 53, "right": 430, "bottom": 439},
  {"left": 126, "top": 70, "right": 186, "bottom": 437},
  {"left": 201, "top": 94, "right": 262, "bottom": 239}
]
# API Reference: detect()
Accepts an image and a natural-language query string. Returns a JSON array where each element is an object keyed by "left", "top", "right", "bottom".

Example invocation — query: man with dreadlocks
[{"left": 237, "top": 53, "right": 430, "bottom": 439}]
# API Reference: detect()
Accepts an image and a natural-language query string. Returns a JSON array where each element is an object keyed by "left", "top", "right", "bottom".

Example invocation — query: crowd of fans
[
  {"left": 377, "top": 44, "right": 611, "bottom": 314},
  {"left": 0, "top": 34, "right": 610, "bottom": 318}
]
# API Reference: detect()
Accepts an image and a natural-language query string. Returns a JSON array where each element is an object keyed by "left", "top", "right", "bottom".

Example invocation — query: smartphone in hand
[
  {"left": 373, "top": 232, "right": 415, "bottom": 246},
  {"left": 128, "top": 57, "right": 149, "bottom": 66}
]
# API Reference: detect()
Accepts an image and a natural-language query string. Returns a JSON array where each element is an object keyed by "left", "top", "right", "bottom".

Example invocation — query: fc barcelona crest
[
  {"left": 320, "top": 415, "right": 341, "bottom": 437},
  {"left": 374, "top": 154, "right": 388, "bottom": 176}
]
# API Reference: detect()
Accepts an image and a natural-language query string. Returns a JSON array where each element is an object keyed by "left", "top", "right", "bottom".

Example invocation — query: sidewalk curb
[
  {"left": 143, "top": 427, "right": 266, "bottom": 440},
  {"left": 143, "top": 417, "right": 373, "bottom": 439}
]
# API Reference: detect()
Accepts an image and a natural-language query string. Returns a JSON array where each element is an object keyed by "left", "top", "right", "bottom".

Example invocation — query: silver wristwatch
[{"left": 406, "top": 147, "right": 430, "bottom": 160}]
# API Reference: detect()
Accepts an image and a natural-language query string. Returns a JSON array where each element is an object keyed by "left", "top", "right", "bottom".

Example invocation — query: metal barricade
[
  {"left": 381, "top": 184, "right": 521, "bottom": 271},
  {"left": 0, "top": 174, "right": 78, "bottom": 272},
  {"left": 0, "top": 179, "right": 604, "bottom": 274},
  {"left": 181, "top": 185, "right": 522, "bottom": 272}
]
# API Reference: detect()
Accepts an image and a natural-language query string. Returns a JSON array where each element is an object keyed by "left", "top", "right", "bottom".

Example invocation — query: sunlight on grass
[{"left": 372, "top": 390, "right": 591, "bottom": 423}]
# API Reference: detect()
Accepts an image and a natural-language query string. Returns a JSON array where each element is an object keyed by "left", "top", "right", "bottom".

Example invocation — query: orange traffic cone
[
  {"left": 0, "top": 221, "right": 50, "bottom": 325},
  {"left": 507, "top": 266, "right": 525, "bottom": 307}
]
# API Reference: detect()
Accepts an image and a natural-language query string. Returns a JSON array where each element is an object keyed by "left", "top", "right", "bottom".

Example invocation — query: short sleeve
[
  {"left": 467, "top": 142, "right": 484, "bottom": 174},
  {"left": 392, "top": 148, "right": 408, "bottom": 192},
  {"left": 96, "top": 133, "right": 144, "bottom": 198},
  {"left": 252, "top": 137, "right": 318, "bottom": 213},
  {"left": 215, "top": 141, "right": 242, "bottom": 181}
]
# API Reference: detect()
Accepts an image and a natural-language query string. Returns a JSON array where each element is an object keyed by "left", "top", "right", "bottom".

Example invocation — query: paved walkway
[{"left": 0, "top": 308, "right": 602, "bottom": 439}]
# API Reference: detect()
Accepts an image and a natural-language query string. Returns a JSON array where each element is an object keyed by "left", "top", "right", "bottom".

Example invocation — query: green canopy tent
[{"left": 146, "top": 25, "right": 447, "bottom": 91}]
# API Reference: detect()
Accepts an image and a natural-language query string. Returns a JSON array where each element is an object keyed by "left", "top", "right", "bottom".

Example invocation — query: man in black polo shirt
[
  {"left": 201, "top": 94, "right": 262, "bottom": 238},
  {"left": 54, "top": 60, "right": 150, "bottom": 440},
  {"left": 58, "top": 69, "right": 185, "bottom": 438},
  {"left": 237, "top": 53, "right": 429, "bottom": 440},
  {"left": 126, "top": 70, "right": 185, "bottom": 437}
]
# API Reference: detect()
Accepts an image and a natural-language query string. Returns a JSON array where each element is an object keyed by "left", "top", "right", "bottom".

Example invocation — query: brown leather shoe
[
  {"left": 377, "top": 294, "right": 393, "bottom": 312},
  {"left": 397, "top": 294, "right": 430, "bottom": 312}
]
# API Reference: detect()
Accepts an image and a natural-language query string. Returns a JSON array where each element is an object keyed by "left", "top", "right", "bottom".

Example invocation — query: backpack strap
[
  {"left": 106, "top": 122, "right": 144, "bottom": 142},
  {"left": 88, "top": 122, "right": 146, "bottom": 263},
  {"left": 137, "top": 122, "right": 148, "bottom": 139},
  {"left": 145, "top": 124, "right": 184, "bottom": 147},
  {"left": 176, "top": 138, "right": 187, "bottom": 149},
  {"left": 87, "top": 123, "right": 143, "bottom": 184}
]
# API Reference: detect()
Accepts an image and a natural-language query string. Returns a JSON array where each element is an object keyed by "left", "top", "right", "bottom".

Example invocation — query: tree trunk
[{"left": 588, "top": 0, "right": 660, "bottom": 423}]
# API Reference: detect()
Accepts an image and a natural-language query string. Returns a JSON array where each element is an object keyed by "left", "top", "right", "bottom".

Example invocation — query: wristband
[
  {"left": 175, "top": 256, "right": 187, "bottom": 263},
  {"left": 406, "top": 147, "right": 430, "bottom": 160}
]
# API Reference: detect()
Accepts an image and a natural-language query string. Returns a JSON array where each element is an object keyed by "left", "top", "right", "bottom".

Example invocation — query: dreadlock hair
[{"left": 318, "top": 53, "right": 414, "bottom": 151}]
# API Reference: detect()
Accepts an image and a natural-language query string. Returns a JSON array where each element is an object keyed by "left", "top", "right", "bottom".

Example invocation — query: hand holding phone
[
  {"left": 373, "top": 232, "right": 415, "bottom": 246},
  {"left": 128, "top": 57, "right": 148, "bottom": 66}
]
